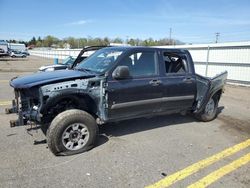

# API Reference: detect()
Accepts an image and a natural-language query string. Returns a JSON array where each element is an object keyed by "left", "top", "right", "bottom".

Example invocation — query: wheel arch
[
  {"left": 211, "top": 88, "right": 223, "bottom": 102},
  {"left": 194, "top": 88, "right": 223, "bottom": 114},
  {"left": 40, "top": 92, "right": 98, "bottom": 122}
]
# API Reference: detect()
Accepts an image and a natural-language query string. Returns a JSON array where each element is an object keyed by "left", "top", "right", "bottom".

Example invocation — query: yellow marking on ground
[
  {"left": 187, "top": 152, "right": 250, "bottom": 188},
  {"left": 0, "top": 100, "right": 12, "bottom": 106},
  {"left": 145, "top": 139, "right": 250, "bottom": 188}
]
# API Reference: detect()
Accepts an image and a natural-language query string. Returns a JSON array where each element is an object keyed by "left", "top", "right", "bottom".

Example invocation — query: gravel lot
[{"left": 0, "top": 56, "right": 249, "bottom": 188}]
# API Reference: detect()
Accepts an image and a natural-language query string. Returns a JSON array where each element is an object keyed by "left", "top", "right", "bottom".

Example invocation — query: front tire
[
  {"left": 195, "top": 96, "right": 218, "bottom": 122},
  {"left": 47, "top": 109, "right": 98, "bottom": 156}
]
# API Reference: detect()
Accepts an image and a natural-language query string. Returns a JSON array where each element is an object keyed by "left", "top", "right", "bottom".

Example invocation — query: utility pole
[
  {"left": 126, "top": 36, "right": 129, "bottom": 44},
  {"left": 169, "top": 28, "right": 172, "bottom": 45},
  {"left": 215, "top": 32, "right": 220, "bottom": 43}
]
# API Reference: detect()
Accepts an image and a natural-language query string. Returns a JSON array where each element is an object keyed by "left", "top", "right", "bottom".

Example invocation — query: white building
[{"left": 8, "top": 43, "right": 26, "bottom": 51}]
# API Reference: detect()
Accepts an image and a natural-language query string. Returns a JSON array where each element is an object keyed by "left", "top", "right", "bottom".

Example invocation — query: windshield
[{"left": 75, "top": 48, "right": 125, "bottom": 73}]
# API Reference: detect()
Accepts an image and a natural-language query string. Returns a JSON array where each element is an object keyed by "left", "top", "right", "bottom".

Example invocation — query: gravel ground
[{"left": 0, "top": 56, "right": 249, "bottom": 188}]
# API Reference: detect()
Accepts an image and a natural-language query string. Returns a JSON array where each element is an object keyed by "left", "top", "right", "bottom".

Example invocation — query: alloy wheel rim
[
  {"left": 205, "top": 98, "right": 215, "bottom": 116},
  {"left": 62, "top": 123, "right": 89, "bottom": 151}
]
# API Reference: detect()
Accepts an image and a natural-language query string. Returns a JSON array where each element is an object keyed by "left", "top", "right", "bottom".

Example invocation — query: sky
[{"left": 0, "top": 0, "right": 250, "bottom": 44}]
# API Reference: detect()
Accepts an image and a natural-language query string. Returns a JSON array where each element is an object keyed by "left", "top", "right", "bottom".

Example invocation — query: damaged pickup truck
[{"left": 7, "top": 46, "right": 228, "bottom": 155}]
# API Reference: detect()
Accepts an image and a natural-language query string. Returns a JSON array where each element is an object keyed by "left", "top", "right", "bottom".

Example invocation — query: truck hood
[{"left": 10, "top": 69, "right": 96, "bottom": 89}]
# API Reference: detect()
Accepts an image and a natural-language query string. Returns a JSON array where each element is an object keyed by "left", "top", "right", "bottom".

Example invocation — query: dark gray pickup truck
[{"left": 7, "top": 46, "right": 228, "bottom": 155}]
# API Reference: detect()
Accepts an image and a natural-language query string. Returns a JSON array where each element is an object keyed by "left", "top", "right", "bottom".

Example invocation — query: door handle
[
  {"left": 183, "top": 77, "right": 194, "bottom": 83},
  {"left": 149, "top": 79, "right": 162, "bottom": 86}
]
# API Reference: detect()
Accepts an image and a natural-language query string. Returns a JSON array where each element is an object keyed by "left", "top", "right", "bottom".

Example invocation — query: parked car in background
[
  {"left": 10, "top": 50, "right": 27, "bottom": 58},
  {"left": 0, "top": 40, "right": 9, "bottom": 57},
  {"left": 21, "top": 50, "right": 30, "bottom": 56},
  {"left": 0, "top": 48, "right": 5, "bottom": 53},
  {"left": 39, "top": 56, "right": 75, "bottom": 72}
]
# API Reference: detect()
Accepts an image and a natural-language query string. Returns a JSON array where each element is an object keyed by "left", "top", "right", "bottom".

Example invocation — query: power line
[{"left": 169, "top": 28, "right": 172, "bottom": 44}]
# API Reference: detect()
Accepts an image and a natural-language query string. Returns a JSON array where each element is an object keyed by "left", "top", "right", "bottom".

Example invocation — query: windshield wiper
[{"left": 75, "top": 67, "right": 96, "bottom": 73}]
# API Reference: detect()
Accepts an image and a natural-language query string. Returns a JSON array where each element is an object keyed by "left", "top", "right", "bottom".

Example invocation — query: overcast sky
[{"left": 0, "top": 0, "right": 250, "bottom": 43}]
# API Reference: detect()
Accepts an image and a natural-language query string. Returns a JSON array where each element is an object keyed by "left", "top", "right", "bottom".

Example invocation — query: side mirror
[{"left": 112, "top": 66, "right": 130, "bottom": 80}]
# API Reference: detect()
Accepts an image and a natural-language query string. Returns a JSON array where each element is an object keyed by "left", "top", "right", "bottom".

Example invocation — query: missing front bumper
[
  {"left": 7, "top": 91, "right": 27, "bottom": 127},
  {"left": 9, "top": 110, "right": 26, "bottom": 127}
]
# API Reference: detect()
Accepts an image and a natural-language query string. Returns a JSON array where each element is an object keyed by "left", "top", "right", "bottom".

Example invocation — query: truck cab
[{"left": 106, "top": 47, "right": 196, "bottom": 120}]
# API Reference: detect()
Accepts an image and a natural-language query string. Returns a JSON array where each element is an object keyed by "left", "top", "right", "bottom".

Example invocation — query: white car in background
[
  {"left": 39, "top": 56, "right": 75, "bottom": 72},
  {"left": 10, "top": 50, "right": 27, "bottom": 58}
]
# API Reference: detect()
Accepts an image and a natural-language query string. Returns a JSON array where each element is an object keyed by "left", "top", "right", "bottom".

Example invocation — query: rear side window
[
  {"left": 163, "top": 52, "right": 188, "bottom": 74},
  {"left": 120, "top": 51, "right": 158, "bottom": 77}
]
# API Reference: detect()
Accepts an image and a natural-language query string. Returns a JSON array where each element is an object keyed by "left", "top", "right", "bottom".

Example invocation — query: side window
[
  {"left": 163, "top": 52, "right": 188, "bottom": 74},
  {"left": 120, "top": 51, "right": 157, "bottom": 77}
]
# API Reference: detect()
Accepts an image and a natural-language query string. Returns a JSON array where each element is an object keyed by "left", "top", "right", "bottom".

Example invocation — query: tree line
[{"left": 7, "top": 35, "right": 183, "bottom": 48}]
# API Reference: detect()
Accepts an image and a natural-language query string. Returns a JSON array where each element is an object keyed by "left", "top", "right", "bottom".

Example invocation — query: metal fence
[
  {"left": 30, "top": 41, "right": 250, "bottom": 85},
  {"left": 30, "top": 49, "right": 82, "bottom": 59},
  {"left": 159, "top": 41, "right": 250, "bottom": 85}
]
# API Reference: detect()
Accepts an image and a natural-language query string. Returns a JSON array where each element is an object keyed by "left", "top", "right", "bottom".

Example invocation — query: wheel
[
  {"left": 195, "top": 96, "right": 218, "bottom": 122},
  {"left": 47, "top": 109, "right": 98, "bottom": 156}
]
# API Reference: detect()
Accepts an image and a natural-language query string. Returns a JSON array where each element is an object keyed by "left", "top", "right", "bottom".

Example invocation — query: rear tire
[
  {"left": 47, "top": 109, "right": 98, "bottom": 156},
  {"left": 195, "top": 95, "right": 218, "bottom": 122}
]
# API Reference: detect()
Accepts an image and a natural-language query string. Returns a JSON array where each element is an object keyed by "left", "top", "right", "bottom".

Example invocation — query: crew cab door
[
  {"left": 159, "top": 51, "right": 196, "bottom": 112},
  {"left": 106, "top": 49, "right": 163, "bottom": 120}
]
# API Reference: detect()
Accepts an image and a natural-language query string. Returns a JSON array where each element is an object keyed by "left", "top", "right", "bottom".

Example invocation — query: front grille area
[{"left": 21, "top": 99, "right": 30, "bottom": 112}]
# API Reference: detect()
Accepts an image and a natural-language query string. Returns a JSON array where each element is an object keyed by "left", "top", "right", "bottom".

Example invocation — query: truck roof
[{"left": 106, "top": 46, "right": 188, "bottom": 53}]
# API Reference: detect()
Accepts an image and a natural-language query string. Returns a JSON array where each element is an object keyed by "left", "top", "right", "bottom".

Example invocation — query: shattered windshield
[{"left": 75, "top": 48, "right": 125, "bottom": 73}]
